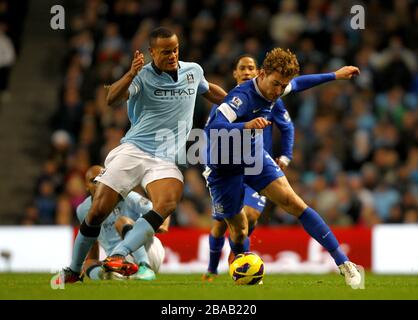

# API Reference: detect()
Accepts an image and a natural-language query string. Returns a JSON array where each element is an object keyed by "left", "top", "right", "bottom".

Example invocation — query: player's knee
[{"left": 153, "top": 199, "right": 178, "bottom": 217}]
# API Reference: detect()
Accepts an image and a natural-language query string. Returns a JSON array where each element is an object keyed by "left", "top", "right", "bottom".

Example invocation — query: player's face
[
  {"left": 258, "top": 70, "right": 292, "bottom": 101},
  {"left": 150, "top": 35, "right": 179, "bottom": 72},
  {"left": 233, "top": 57, "right": 258, "bottom": 84}
]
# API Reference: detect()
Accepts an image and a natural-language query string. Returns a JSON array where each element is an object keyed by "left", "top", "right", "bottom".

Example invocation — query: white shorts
[{"left": 96, "top": 143, "right": 183, "bottom": 198}]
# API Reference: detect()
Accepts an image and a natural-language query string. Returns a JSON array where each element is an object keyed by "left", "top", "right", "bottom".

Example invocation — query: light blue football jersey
[
  {"left": 76, "top": 192, "right": 153, "bottom": 255},
  {"left": 121, "top": 61, "right": 209, "bottom": 163}
]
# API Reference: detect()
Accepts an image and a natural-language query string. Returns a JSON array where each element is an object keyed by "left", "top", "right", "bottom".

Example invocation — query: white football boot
[{"left": 338, "top": 261, "right": 361, "bottom": 287}]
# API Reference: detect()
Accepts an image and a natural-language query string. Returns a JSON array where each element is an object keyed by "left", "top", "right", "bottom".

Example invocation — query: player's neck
[
  {"left": 254, "top": 77, "right": 271, "bottom": 102},
  {"left": 152, "top": 61, "right": 179, "bottom": 82}
]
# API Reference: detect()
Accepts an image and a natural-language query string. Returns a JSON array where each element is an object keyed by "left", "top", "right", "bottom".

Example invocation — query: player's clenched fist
[
  {"left": 334, "top": 66, "right": 360, "bottom": 80},
  {"left": 129, "top": 50, "right": 144, "bottom": 77},
  {"left": 244, "top": 117, "right": 271, "bottom": 129}
]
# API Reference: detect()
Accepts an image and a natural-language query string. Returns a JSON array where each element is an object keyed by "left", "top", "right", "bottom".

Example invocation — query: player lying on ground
[
  {"left": 63, "top": 165, "right": 168, "bottom": 282},
  {"left": 59, "top": 27, "right": 227, "bottom": 283},
  {"left": 203, "top": 54, "right": 361, "bottom": 280},
  {"left": 203, "top": 48, "right": 362, "bottom": 287}
]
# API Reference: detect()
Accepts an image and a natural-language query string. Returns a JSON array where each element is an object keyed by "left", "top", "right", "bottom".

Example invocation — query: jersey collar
[{"left": 151, "top": 61, "right": 180, "bottom": 82}]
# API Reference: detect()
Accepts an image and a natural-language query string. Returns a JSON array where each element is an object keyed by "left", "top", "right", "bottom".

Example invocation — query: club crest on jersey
[
  {"left": 230, "top": 96, "right": 243, "bottom": 109},
  {"left": 186, "top": 73, "right": 194, "bottom": 84},
  {"left": 214, "top": 203, "right": 224, "bottom": 213}
]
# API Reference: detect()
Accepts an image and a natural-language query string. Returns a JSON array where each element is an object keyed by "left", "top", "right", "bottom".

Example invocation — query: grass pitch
[{"left": 1, "top": 273, "right": 418, "bottom": 300}]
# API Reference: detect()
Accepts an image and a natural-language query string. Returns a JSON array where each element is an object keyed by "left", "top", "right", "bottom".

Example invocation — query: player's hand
[
  {"left": 244, "top": 117, "right": 271, "bottom": 129},
  {"left": 334, "top": 66, "right": 360, "bottom": 80},
  {"left": 129, "top": 50, "right": 144, "bottom": 78},
  {"left": 275, "top": 156, "right": 290, "bottom": 170}
]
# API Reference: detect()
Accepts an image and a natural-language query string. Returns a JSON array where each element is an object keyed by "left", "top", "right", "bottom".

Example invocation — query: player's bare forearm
[
  {"left": 106, "top": 72, "right": 135, "bottom": 107},
  {"left": 107, "top": 50, "right": 144, "bottom": 107},
  {"left": 203, "top": 82, "right": 227, "bottom": 105}
]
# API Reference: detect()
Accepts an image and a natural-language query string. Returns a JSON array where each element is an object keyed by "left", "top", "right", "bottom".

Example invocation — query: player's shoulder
[
  {"left": 225, "top": 81, "right": 253, "bottom": 103},
  {"left": 179, "top": 61, "right": 204, "bottom": 73},
  {"left": 272, "top": 98, "right": 286, "bottom": 110},
  {"left": 137, "top": 63, "right": 154, "bottom": 77}
]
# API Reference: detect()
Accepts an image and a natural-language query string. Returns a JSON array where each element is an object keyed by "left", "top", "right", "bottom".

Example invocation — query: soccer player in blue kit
[
  {"left": 77, "top": 166, "right": 168, "bottom": 281},
  {"left": 59, "top": 27, "right": 228, "bottom": 283},
  {"left": 203, "top": 54, "right": 361, "bottom": 281},
  {"left": 204, "top": 48, "right": 362, "bottom": 287},
  {"left": 203, "top": 54, "right": 292, "bottom": 280}
]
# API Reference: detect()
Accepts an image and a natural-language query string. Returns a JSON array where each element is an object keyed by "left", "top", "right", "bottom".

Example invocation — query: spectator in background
[{"left": 0, "top": 22, "right": 15, "bottom": 105}]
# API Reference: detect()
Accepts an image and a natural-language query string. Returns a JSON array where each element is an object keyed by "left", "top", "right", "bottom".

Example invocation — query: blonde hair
[{"left": 262, "top": 48, "right": 300, "bottom": 78}]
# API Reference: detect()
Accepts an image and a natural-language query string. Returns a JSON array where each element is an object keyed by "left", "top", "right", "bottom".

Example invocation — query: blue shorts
[
  {"left": 205, "top": 151, "right": 283, "bottom": 221},
  {"left": 243, "top": 185, "right": 266, "bottom": 213}
]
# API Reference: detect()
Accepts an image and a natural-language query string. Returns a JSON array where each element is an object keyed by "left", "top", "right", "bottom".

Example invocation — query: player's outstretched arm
[
  {"left": 106, "top": 50, "right": 144, "bottom": 107},
  {"left": 283, "top": 66, "right": 360, "bottom": 96},
  {"left": 202, "top": 82, "right": 228, "bottom": 105}
]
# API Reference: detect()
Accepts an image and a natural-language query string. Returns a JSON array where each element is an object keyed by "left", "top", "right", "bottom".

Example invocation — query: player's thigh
[
  {"left": 95, "top": 143, "right": 149, "bottom": 198},
  {"left": 260, "top": 176, "right": 307, "bottom": 217},
  {"left": 146, "top": 178, "right": 184, "bottom": 218}
]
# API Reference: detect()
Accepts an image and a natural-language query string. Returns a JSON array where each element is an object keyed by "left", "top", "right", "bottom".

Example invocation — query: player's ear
[
  {"left": 148, "top": 46, "right": 155, "bottom": 58},
  {"left": 232, "top": 69, "right": 238, "bottom": 81}
]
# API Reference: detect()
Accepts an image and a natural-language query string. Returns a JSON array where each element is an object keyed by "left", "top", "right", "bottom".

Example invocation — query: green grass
[{"left": 1, "top": 273, "right": 418, "bottom": 300}]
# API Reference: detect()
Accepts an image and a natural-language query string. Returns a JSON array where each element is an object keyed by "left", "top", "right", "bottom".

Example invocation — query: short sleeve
[
  {"left": 128, "top": 74, "right": 143, "bottom": 98},
  {"left": 218, "top": 92, "right": 250, "bottom": 122},
  {"left": 196, "top": 64, "right": 209, "bottom": 95}
]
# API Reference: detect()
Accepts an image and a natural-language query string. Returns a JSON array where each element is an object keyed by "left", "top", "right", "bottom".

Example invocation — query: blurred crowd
[
  {"left": 22, "top": 0, "right": 417, "bottom": 227},
  {"left": 0, "top": 0, "right": 27, "bottom": 106}
]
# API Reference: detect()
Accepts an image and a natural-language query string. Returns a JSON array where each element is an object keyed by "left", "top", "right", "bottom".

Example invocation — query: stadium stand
[{"left": 0, "top": 0, "right": 416, "bottom": 227}]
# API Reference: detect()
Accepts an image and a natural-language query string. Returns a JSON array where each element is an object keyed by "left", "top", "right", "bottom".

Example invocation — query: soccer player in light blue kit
[
  {"left": 60, "top": 27, "right": 227, "bottom": 283},
  {"left": 204, "top": 48, "right": 363, "bottom": 287},
  {"left": 77, "top": 166, "right": 168, "bottom": 281}
]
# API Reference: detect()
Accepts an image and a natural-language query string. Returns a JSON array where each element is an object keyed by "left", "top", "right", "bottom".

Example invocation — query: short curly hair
[{"left": 262, "top": 48, "right": 300, "bottom": 78}]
